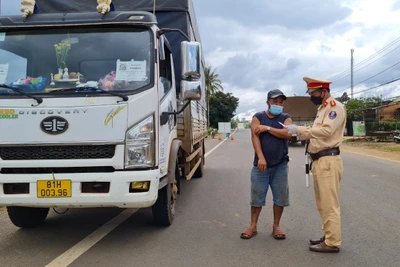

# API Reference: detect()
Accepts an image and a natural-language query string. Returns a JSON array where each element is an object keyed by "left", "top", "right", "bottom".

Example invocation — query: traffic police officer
[{"left": 287, "top": 77, "right": 346, "bottom": 253}]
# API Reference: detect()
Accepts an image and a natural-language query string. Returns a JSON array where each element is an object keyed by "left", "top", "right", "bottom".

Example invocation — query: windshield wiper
[
  {"left": 51, "top": 87, "right": 129, "bottom": 102},
  {"left": 0, "top": 84, "right": 43, "bottom": 106}
]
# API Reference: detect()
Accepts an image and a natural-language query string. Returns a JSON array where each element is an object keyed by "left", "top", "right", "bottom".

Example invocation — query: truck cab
[{"left": 0, "top": 0, "right": 207, "bottom": 228}]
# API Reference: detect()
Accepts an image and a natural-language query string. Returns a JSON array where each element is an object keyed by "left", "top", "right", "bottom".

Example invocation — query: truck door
[{"left": 158, "top": 36, "right": 177, "bottom": 173}]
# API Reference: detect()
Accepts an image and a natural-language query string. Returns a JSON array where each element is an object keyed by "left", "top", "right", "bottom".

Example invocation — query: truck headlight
[{"left": 125, "top": 115, "right": 155, "bottom": 169}]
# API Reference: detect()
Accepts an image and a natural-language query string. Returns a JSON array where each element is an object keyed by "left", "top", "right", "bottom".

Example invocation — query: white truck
[{"left": 0, "top": 0, "right": 207, "bottom": 228}]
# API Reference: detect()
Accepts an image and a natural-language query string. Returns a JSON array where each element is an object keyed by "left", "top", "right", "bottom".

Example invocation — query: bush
[
  {"left": 366, "top": 120, "right": 400, "bottom": 133},
  {"left": 231, "top": 119, "right": 238, "bottom": 129}
]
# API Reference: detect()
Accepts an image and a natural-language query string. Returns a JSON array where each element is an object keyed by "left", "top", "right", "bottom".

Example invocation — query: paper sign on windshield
[
  {"left": 0, "top": 33, "right": 5, "bottom": 42},
  {"left": 115, "top": 60, "right": 147, "bottom": 82},
  {"left": 0, "top": 64, "right": 9, "bottom": 84}
]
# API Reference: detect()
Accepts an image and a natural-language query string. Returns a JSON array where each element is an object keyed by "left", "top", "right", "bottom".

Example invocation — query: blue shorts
[{"left": 250, "top": 162, "right": 290, "bottom": 207}]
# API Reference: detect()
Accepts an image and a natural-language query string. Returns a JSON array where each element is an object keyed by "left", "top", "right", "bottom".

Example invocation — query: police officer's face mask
[
  {"left": 310, "top": 90, "right": 325, "bottom": 105},
  {"left": 310, "top": 96, "right": 323, "bottom": 105}
]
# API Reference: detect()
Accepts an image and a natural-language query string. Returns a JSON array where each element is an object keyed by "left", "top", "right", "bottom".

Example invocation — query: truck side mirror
[
  {"left": 180, "top": 80, "right": 201, "bottom": 101},
  {"left": 181, "top": 41, "right": 201, "bottom": 79}
]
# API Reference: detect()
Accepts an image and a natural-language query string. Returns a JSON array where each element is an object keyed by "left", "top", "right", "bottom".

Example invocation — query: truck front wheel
[
  {"left": 7, "top": 206, "right": 49, "bottom": 228},
  {"left": 152, "top": 163, "right": 179, "bottom": 226}
]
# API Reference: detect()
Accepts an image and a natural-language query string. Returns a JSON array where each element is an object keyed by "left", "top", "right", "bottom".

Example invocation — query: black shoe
[
  {"left": 309, "top": 241, "right": 340, "bottom": 253},
  {"left": 309, "top": 236, "right": 325, "bottom": 245}
]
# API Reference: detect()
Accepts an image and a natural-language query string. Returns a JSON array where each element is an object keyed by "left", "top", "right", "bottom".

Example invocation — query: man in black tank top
[{"left": 240, "top": 89, "right": 293, "bottom": 240}]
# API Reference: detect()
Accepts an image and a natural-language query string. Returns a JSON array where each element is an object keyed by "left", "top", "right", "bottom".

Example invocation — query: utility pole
[
  {"left": 381, "top": 94, "right": 383, "bottom": 122},
  {"left": 351, "top": 49, "right": 354, "bottom": 99},
  {"left": 378, "top": 94, "right": 383, "bottom": 127}
]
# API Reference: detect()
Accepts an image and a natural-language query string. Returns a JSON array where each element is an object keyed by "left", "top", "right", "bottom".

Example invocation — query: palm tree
[{"left": 205, "top": 65, "right": 223, "bottom": 127}]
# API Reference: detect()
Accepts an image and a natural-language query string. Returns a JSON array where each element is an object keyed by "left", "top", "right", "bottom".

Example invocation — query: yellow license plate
[{"left": 37, "top": 180, "right": 71, "bottom": 198}]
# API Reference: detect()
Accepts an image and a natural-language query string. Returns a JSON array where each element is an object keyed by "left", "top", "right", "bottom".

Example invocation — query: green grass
[{"left": 384, "top": 146, "right": 400, "bottom": 152}]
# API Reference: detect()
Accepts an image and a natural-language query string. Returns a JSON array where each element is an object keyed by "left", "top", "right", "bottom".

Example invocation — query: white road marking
[
  {"left": 45, "top": 209, "right": 137, "bottom": 267},
  {"left": 205, "top": 129, "right": 237, "bottom": 158},
  {"left": 45, "top": 131, "right": 234, "bottom": 267}
]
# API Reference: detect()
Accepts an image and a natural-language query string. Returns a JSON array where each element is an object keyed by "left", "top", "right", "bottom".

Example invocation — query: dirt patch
[{"left": 341, "top": 137, "right": 400, "bottom": 162}]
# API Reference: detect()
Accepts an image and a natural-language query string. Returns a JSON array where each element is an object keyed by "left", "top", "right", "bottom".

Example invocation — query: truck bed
[
  {"left": 177, "top": 101, "right": 207, "bottom": 154},
  {"left": 283, "top": 96, "right": 317, "bottom": 118}
]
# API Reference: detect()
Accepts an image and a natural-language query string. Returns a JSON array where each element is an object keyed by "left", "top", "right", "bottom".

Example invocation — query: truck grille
[{"left": 0, "top": 145, "right": 116, "bottom": 160}]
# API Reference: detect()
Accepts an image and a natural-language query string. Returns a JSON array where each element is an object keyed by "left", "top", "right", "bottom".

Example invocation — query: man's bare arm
[
  {"left": 268, "top": 117, "right": 293, "bottom": 140},
  {"left": 254, "top": 118, "right": 293, "bottom": 140},
  {"left": 251, "top": 117, "right": 265, "bottom": 160}
]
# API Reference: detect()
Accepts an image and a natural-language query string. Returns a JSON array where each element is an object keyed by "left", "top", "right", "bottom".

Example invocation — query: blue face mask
[{"left": 269, "top": 105, "right": 283, "bottom": 115}]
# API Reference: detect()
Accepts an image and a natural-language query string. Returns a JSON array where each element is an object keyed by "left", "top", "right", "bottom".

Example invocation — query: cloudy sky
[
  {"left": 193, "top": 0, "right": 400, "bottom": 119},
  {"left": 1, "top": 0, "right": 400, "bottom": 119}
]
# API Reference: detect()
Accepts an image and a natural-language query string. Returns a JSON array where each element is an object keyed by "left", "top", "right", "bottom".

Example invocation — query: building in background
[{"left": 364, "top": 98, "right": 400, "bottom": 134}]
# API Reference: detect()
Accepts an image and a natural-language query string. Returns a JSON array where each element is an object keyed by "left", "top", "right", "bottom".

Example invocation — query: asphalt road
[{"left": 1, "top": 129, "right": 400, "bottom": 267}]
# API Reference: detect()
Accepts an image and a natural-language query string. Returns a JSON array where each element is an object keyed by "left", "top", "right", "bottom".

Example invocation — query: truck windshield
[{"left": 0, "top": 26, "right": 153, "bottom": 96}]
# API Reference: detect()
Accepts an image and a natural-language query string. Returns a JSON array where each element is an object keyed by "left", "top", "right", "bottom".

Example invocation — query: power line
[
  {"left": 352, "top": 61, "right": 400, "bottom": 87},
  {"left": 353, "top": 38, "right": 400, "bottom": 66},
  {"left": 328, "top": 36, "right": 400, "bottom": 81},
  {"left": 332, "top": 59, "right": 400, "bottom": 95},
  {"left": 329, "top": 36, "right": 400, "bottom": 80},
  {"left": 352, "top": 77, "right": 400, "bottom": 96},
  {"left": 332, "top": 44, "right": 400, "bottom": 82}
]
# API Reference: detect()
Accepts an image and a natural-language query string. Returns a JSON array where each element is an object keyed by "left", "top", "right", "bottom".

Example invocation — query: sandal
[
  {"left": 272, "top": 227, "right": 286, "bottom": 240},
  {"left": 240, "top": 229, "right": 258, "bottom": 239}
]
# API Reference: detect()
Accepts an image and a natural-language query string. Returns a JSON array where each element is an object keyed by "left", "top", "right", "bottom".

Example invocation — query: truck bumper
[{"left": 0, "top": 170, "right": 160, "bottom": 208}]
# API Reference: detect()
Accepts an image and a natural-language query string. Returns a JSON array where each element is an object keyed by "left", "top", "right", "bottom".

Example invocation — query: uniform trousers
[{"left": 311, "top": 155, "right": 343, "bottom": 247}]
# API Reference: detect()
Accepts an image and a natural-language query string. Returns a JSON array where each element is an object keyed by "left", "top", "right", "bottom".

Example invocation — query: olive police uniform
[{"left": 297, "top": 77, "right": 346, "bottom": 248}]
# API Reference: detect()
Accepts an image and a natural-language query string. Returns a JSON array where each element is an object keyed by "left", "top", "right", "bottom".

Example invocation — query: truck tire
[
  {"left": 193, "top": 141, "right": 204, "bottom": 178},
  {"left": 289, "top": 137, "right": 297, "bottom": 145},
  {"left": 395, "top": 138, "right": 400, "bottom": 143},
  {"left": 202, "top": 141, "right": 205, "bottom": 166},
  {"left": 152, "top": 163, "right": 178, "bottom": 226},
  {"left": 7, "top": 206, "right": 49, "bottom": 228}
]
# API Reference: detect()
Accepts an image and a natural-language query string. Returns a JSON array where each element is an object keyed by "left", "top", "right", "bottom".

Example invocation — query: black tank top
[{"left": 253, "top": 111, "right": 290, "bottom": 167}]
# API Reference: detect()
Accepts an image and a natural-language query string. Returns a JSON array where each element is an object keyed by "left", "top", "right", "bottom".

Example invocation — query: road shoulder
[{"left": 341, "top": 143, "right": 400, "bottom": 163}]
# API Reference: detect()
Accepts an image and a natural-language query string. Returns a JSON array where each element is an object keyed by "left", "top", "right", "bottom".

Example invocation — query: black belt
[{"left": 309, "top": 147, "right": 340, "bottom": 161}]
